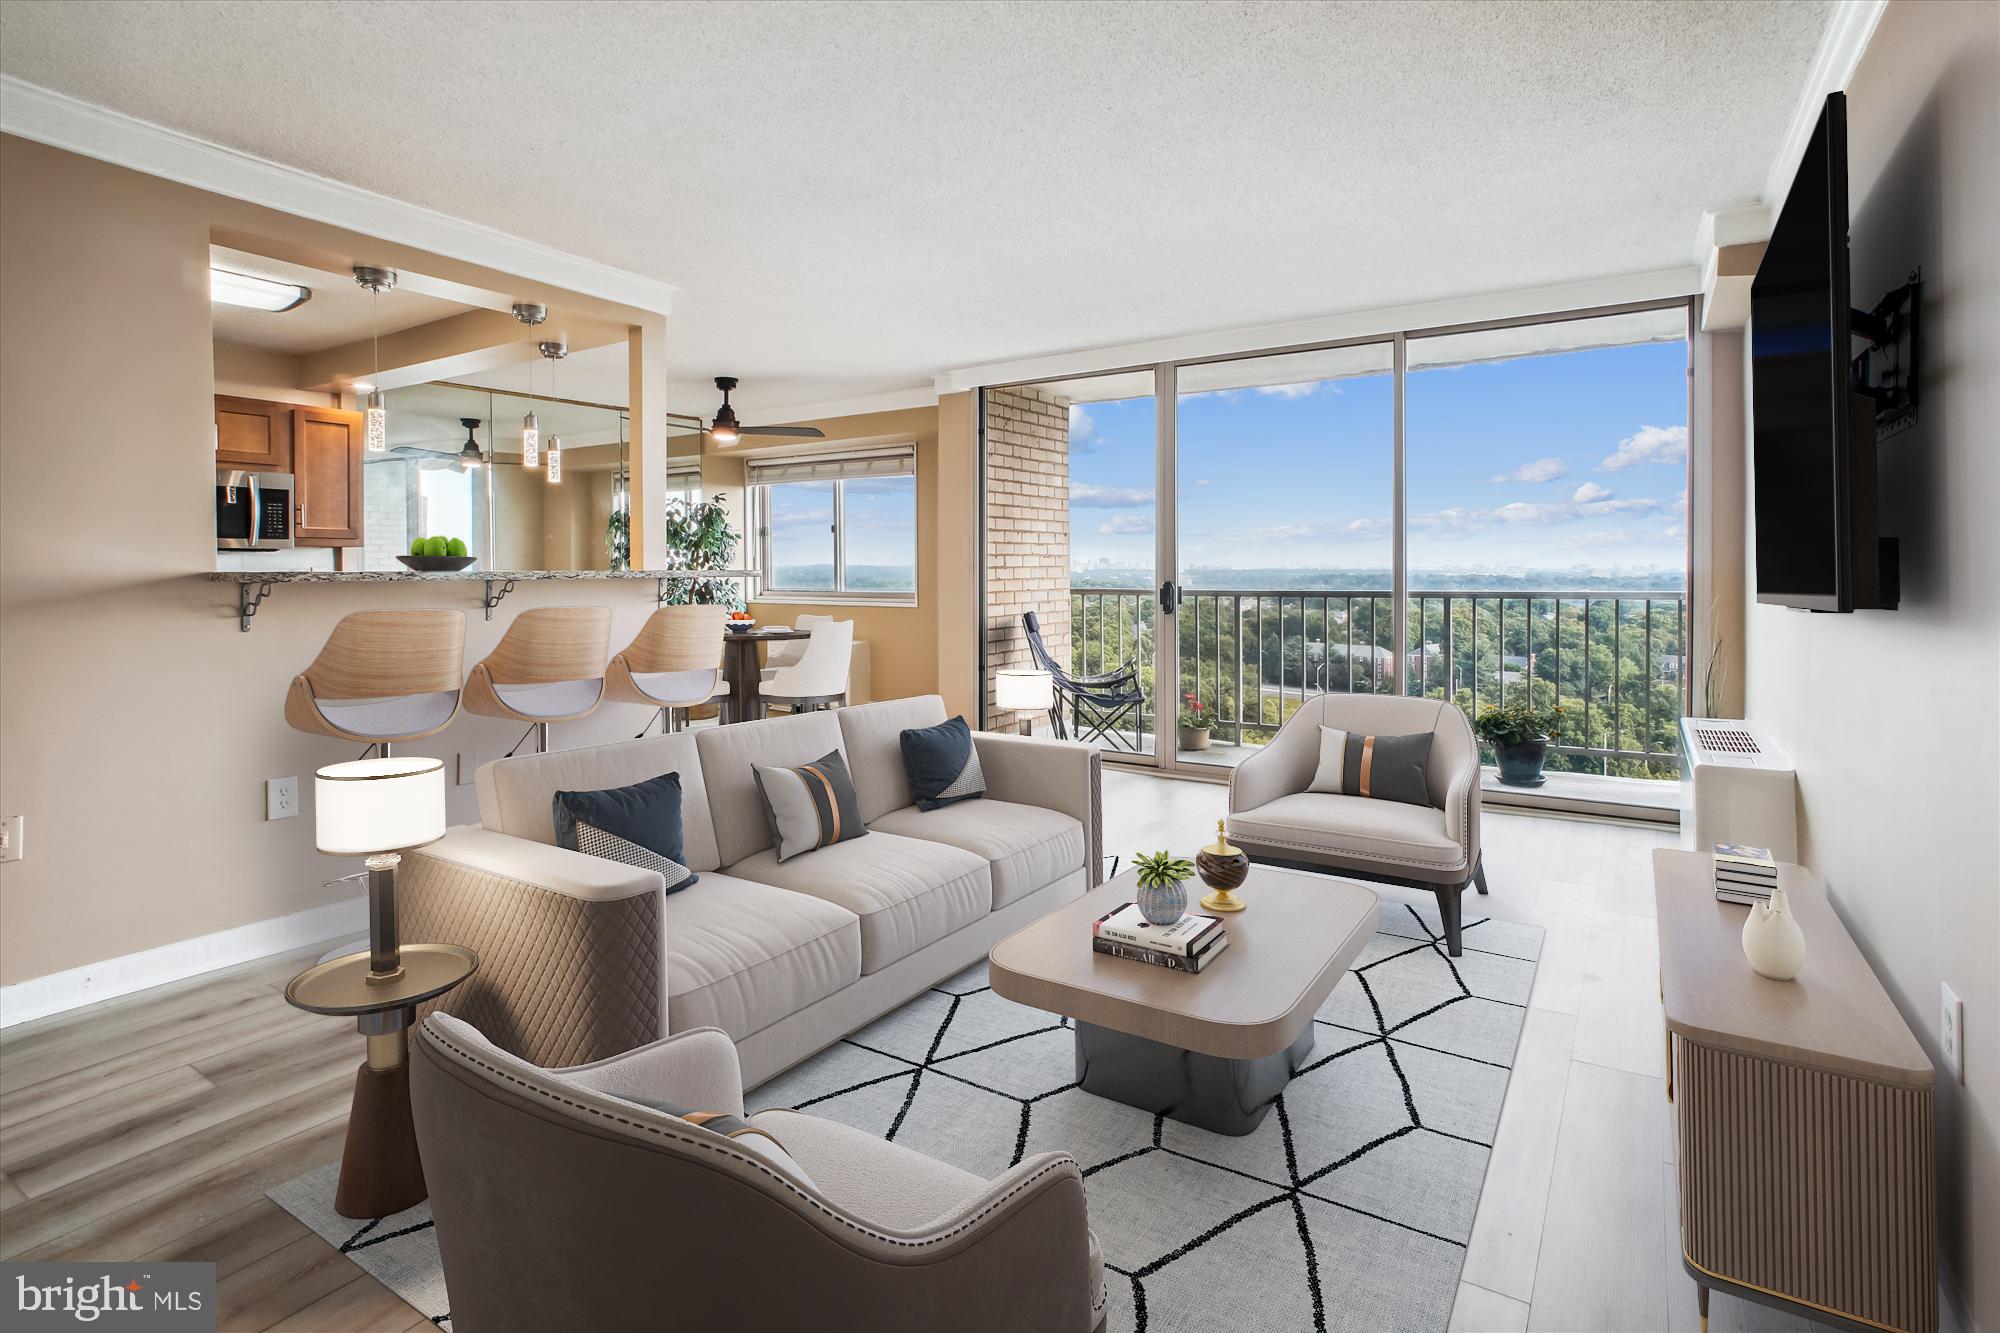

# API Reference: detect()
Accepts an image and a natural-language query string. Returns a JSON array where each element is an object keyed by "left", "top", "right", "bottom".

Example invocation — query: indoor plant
[
  {"left": 660, "top": 492, "right": 746, "bottom": 611},
  {"left": 1131, "top": 850, "right": 1195, "bottom": 925},
  {"left": 1176, "top": 693, "right": 1212, "bottom": 752},
  {"left": 1474, "top": 702, "right": 1564, "bottom": 787}
]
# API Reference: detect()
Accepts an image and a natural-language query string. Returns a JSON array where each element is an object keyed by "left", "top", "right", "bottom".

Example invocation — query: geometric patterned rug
[{"left": 269, "top": 890, "right": 1538, "bottom": 1333}]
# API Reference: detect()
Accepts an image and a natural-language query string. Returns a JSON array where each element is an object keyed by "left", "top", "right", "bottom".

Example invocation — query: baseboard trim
[{"left": 0, "top": 895, "right": 366, "bottom": 1029}]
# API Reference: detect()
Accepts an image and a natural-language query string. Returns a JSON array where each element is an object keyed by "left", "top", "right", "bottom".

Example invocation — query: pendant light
[
  {"left": 512, "top": 304, "right": 547, "bottom": 467},
  {"left": 538, "top": 340, "right": 568, "bottom": 484},
  {"left": 353, "top": 267, "right": 397, "bottom": 451},
  {"left": 456, "top": 417, "right": 484, "bottom": 471}
]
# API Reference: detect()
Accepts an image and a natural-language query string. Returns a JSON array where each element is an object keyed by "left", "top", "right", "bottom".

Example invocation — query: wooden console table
[{"left": 1654, "top": 849, "right": 1935, "bottom": 1333}]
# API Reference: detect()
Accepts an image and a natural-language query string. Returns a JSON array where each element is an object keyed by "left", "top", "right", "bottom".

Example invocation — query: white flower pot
[{"left": 1741, "top": 886, "right": 1807, "bottom": 981}]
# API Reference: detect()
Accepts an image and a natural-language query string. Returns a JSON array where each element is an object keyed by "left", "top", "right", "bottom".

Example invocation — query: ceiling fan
[{"left": 706, "top": 376, "right": 825, "bottom": 446}]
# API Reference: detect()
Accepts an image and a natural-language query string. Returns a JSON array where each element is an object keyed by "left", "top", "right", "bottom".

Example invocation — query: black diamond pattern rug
[{"left": 268, "top": 892, "right": 1537, "bottom": 1333}]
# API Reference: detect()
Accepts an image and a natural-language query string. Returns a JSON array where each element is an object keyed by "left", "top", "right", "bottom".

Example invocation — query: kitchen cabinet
[
  {"left": 214, "top": 395, "right": 293, "bottom": 469},
  {"left": 291, "top": 405, "right": 367, "bottom": 546}
]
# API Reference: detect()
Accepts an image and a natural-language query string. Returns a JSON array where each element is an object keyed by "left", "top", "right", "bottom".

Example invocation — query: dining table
[{"left": 720, "top": 625, "right": 811, "bottom": 723}]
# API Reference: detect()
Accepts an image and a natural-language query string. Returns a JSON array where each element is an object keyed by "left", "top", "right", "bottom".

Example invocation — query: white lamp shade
[
  {"left": 315, "top": 757, "right": 446, "bottom": 855},
  {"left": 994, "top": 669, "right": 1055, "bottom": 712}
]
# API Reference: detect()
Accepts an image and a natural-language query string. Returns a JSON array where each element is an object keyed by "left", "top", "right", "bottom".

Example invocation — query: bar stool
[
  {"left": 462, "top": 606, "right": 612, "bottom": 753},
  {"left": 284, "top": 609, "right": 466, "bottom": 756},
  {"left": 604, "top": 604, "right": 729, "bottom": 736},
  {"left": 759, "top": 618, "right": 854, "bottom": 716}
]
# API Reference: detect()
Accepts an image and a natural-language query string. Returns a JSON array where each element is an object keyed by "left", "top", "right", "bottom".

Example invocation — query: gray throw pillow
[
  {"left": 1307, "top": 726, "right": 1435, "bottom": 806},
  {"left": 753, "top": 750, "right": 868, "bottom": 863}
]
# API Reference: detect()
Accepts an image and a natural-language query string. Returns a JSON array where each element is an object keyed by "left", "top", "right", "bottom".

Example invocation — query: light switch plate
[
  {"left": 0, "top": 814, "right": 22, "bottom": 863},
  {"left": 1939, "top": 982, "right": 1963, "bottom": 1084},
  {"left": 266, "top": 776, "right": 298, "bottom": 821}
]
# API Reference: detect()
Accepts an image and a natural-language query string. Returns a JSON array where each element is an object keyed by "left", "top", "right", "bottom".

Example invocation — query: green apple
[
  {"left": 410, "top": 538, "right": 427, "bottom": 556},
  {"left": 427, "top": 535, "right": 449, "bottom": 557},
  {"left": 446, "top": 537, "right": 468, "bottom": 557}
]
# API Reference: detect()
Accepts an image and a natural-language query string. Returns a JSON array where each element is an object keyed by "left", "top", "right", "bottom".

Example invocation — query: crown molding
[
  {"left": 935, "top": 266, "right": 1699, "bottom": 392},
  {"left": 1759, "top": 0, "right": 1888, "bottom": 228},
  {"left": 0, "top": 75, "right": 678, "bottom": 314}
]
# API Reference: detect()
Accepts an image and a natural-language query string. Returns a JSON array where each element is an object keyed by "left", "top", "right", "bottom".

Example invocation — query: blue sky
[{"left": 1068, "top": 340, "right": 1689, "bottom": 579}]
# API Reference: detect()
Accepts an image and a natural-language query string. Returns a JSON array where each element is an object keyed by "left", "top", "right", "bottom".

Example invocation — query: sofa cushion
[
  {"left": 747, "top": 1107, "right": 983, "bottom": 1227},
  {"left": 753, "top": 750, "right": 868, "bottom": 863},
  {"left": 1307, "top": 726, "right": 1435, "bottom": 807},
  {"left": 553, "top": 770, "right": 698, "bottom": 893},
  {"left": 727, "top": 832, "right": 991, "bottom": 974},
  {"left": 664, "top": 874, "right": 862, "bottom": 1040},
  {"left": 870, "top": 799, "right": 1084, "bottom": 909},
  {"left": 1230, "top": 791, "right": 1465, "bottom": 870},
  {"left": 477, "top": 731, "right": 721, "bottom": 871},
  {"left": 835, "top": 695, "right": 949, "bottom": 822},
  {"left": 899, "top": 716, "right": 987, "bottom": 812},
  {"left": 695, "top": 711, "right": 847, "bottom": 867}
]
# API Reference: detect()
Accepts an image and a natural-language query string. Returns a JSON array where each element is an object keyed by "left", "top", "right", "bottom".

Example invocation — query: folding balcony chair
[{"left": 1021, "top": 611, "right": 1147, "bottom": 751}]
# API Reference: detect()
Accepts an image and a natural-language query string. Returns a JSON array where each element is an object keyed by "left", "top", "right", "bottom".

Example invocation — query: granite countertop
[{"left": 207, "top": 569, "right": 757, "bottom": 583}]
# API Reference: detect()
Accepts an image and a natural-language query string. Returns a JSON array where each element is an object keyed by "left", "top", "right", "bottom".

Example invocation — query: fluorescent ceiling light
[{"left": 210, "top": 268, "right": 311, "bottom": 312}]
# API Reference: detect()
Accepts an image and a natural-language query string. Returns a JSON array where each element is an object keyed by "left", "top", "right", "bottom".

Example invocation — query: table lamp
[
  {"left": 995, "top": 668, "right": 1055, "bottom": 733},
  {"left": 316, "top": 756, "right": 446, "bottom": 985}
]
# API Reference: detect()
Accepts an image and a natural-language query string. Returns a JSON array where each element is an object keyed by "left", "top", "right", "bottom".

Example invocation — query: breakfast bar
[{"left": 209, "top": 568, "right": 758, "bottom": 630}]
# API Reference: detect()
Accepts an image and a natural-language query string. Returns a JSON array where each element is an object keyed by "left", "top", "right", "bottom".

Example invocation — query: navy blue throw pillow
[
  {"left": 899, "top": 716, "right": 987, "bottom": 812},
  {"left": 553, "top": 770, "right": 698, "bottom": 893}
]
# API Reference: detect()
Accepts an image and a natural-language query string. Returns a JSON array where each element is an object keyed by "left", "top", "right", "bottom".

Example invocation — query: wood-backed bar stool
[
  {"left": 462, "top": 606, "right": 612, "bottom": 753},
  {"left": 604, "top": 604, "right": 729, "bottom": 736},
  {"left": 284, "top": 609, "right": 466, "bottom": 757}
]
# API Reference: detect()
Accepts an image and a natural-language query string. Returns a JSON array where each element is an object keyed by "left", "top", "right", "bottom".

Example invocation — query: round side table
[{"left": 286, "top": 942, "right": 478, "bottom": 1219}]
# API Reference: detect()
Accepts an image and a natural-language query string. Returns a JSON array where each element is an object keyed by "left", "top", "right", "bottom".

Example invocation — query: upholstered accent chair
[
  {"left": 1227, "top": 695, "right": 1486, "bottom": 954},
  {"left": 411, "top": 1013, "right": 1106, "bottom": 1333}
]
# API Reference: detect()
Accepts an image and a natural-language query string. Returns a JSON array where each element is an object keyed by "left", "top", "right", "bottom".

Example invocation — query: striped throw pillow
[
  {"left": 753, "top": 750, "right": 868, "bottom": 862},
  {"left": 1307, "top": 726, "right": 1435, "bottom": 807}
]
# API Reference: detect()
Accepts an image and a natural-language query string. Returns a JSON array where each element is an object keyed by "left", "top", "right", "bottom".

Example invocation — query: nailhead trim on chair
[{"left": 427, "top": 1026, "right": 1086, "bottom": 1254}]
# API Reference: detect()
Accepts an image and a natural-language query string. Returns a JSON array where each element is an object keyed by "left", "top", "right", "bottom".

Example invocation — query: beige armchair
[
  {"left": 1227, "top": 694, "right": 1486, "bottom": 954},
  {"left": 411, "top": 1013, "right": 1106, "bottom": 1333}
]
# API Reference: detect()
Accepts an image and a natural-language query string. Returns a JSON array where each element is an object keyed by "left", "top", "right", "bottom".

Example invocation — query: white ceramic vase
[{"left": 1741, "top": 887, "right": 1807, "bottom": 980}]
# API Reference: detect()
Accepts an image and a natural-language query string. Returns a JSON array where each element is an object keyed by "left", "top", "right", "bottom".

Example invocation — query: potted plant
[
  {"left": 1475, "top": 702, "right": 1564, "bottom": 787},
  {"left": 1131, "top": 850, "right": 1196, "bottom": 925},
  {"left": 660, "top": 492, "right": 746, "bottom": 611},
  {"left": 1177, "top": 693, "right": 1212, "bottom": 752}
]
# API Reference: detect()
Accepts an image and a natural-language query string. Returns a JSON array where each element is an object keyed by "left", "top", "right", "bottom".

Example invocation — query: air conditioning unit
[{"left": 1679, "top": 718, "right": 1798, "bottom": 862}]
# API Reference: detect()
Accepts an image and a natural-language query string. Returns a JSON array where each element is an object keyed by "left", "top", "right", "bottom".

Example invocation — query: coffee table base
[{"left": 1074, "top": 1021, "right": 1316, "bottom": 1136}]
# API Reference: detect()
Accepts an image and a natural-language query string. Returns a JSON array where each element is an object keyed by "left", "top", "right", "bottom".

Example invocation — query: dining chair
[
  {"left": 284, "top": 609, "right": 466, "bottom": 756},
  {"left": 761, "top": 613, "right": 834, "bottom": 679},
  {"left": 461, "top": 606, "right": 613, "bottom": 753},
  {"left": 605, "top": 604, "right": 729, "bottom": 736},
  {"left": 758, "top": 619, "right": 854, "bottom": 716}
]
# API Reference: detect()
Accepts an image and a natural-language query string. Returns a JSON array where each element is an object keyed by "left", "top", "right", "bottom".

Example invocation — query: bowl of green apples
[{"left": 397, "top": 536, "right": 476, "bottom": 572}]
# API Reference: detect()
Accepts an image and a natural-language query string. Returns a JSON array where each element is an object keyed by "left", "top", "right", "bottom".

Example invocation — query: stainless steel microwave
[{"left": 216, "top": 469, "right": 294, "bottom": 549}]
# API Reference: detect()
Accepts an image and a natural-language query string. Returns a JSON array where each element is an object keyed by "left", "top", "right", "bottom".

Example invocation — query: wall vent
[{"left": 1693, "top": 725, "right": 1761, "bottom": 756}]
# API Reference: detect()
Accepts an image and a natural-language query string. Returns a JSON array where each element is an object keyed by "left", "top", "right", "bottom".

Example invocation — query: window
[{"left": 752, "top": 447, "right": 918, "bottom": 602}]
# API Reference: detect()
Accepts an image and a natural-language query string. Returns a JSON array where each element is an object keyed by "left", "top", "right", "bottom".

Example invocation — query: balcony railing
[{"left": 1069, "top": 586, "right": 1690, "bottom": 778}]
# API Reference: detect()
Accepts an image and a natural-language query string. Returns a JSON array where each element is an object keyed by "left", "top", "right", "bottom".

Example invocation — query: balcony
[{"left": 1066, "top": 585, "right": 1689, "bottom": 817}]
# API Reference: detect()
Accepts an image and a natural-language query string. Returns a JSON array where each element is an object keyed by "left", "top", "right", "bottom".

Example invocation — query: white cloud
[
  {"left": 1254, "top": 382, "right": 1318, "bottom": 398},
  {"left": 1194, "top": 478, "right": 1212, "bottom": 487},
  {"left": 1571, "top": 481, "right": 1614, "bottom": 503},
  {"left": 1411, "top": 494, "right": 1662, "bottom": 535},
  {"left": 1068, "top": 404, "right": 1095, "bottom": 445},
  {"left": 1601, "top": 424, "right": 1687, "bottom": 471},
  {"left": 1346, "top": 516, "right": 1391, "bottom": 534},
  {"left": 1097, "top": 513, "right": 1154, "bottom": 536},
  {"left": 1670, "top": 488, "right": 1688, "bottom": 518},
  {"left": 1070, "top": 482, "right": 1153, "bottom": 508},
  {"left": 1488, "top": 457, "right": 1568, "bottom": 484},
  {"left": 1570, "top": 529, "right": 1635, "bottom": 548}
]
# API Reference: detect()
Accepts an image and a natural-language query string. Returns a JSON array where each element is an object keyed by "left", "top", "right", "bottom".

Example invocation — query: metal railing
[{"left": 1068, "top": 586, "right": 1689, "bottom": 776}]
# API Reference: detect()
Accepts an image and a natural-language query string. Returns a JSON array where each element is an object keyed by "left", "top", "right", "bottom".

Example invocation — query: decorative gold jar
[{"left": 1196, "top": 820, "right": 1249, "bottom": 913}]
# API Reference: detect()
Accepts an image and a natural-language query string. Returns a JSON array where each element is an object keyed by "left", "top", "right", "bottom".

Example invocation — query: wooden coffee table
[{"left": 989, "top": 864, "right": 1378, "bottom": 1135}]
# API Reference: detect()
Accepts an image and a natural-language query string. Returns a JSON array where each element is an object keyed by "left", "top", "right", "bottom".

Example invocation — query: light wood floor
[{"left": 0, "top": 769, "right": 1841, "bottom": 1332}]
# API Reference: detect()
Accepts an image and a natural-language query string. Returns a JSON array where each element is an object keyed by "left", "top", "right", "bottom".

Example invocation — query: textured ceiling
[{"left": 1, "top": 0, "right": 1835, "bottom": 419}]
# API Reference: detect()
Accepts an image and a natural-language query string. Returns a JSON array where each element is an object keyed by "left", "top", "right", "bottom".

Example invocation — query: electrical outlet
[
  {"left": 1939, "top": 982, "right": 1963, "bottom": 1084},
  {"left": 0, "top": 814, "right": 22, "bottom": 863},
  {"left": 266, "top": 775, "right": 299, "bottom": 821}
]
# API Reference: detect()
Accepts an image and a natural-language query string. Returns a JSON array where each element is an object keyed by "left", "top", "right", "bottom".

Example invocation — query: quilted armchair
[
  {"left": 411, "top": 1013, "right": 1106, "bottom": 1333},
  {"left": 1227, "top": 694, "right": 1486, "bottom": 954}
]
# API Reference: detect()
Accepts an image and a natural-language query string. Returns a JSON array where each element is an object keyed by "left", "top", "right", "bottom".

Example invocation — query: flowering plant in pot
[
  {"left": 1131, "top": 850, "right": 1196, "bottom": 925},
  {"left": 1474, "top": 702, "right": 1564, "bottom": 787},
  {"left": 1176, "top": 693, "right": 1212, "bottom": 752}
]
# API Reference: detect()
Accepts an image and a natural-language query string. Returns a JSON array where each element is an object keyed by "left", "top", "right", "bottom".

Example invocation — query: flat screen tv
[{"left": 1750, "top": 91, "right": 1891, "bottom": 612}]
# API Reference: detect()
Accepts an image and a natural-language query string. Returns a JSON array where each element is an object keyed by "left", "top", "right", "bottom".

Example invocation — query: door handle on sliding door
[{"left": 1159, "top": 581, "right": 1180, "bottom": 615}]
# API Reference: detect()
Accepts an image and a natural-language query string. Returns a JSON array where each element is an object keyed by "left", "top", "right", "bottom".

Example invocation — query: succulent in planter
[
  {"left": 1474, "top": 702, "right": 1564, "bottom": 787},
  {"left": 1132, "top": 850, "right": 1195, "bottom": 925}
]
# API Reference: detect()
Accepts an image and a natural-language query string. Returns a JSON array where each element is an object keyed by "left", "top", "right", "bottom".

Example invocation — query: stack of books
[
  {"left": 1091, "top": 903, "right": 1230, "bottom": 973},
  {"left": 1713, "top": 843, "right": 1779, "bottom": 905}
]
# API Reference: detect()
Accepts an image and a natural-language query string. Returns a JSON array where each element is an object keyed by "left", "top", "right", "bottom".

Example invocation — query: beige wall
[
  {"left": 0, "top": 135, "right": 670, "bottom": 988},
  {"left": 212, "top": 342, "right": 337, "bottom": 409},
  {"left": 739, "top": 405, "right": 946, "bottom": 704},
  {"left": 1742, "top": 4, "right": 1999, "bottom": 1326}
]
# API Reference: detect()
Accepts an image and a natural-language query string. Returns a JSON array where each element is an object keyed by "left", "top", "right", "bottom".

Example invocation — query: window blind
[
  {"left": 745, "top": 445, "right": 916, "bottom": 487},
  {"left": 665, "top": 460, "right": 701, "bottom": 490}
]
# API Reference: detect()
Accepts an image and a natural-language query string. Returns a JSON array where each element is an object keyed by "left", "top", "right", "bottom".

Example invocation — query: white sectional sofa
[{"left": 398, "top": 696, "right": 1102, "bottom": 1086}]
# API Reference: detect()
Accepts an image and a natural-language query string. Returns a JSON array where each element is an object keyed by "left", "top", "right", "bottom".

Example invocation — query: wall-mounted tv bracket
[
  {"left": 1849, "top": 268, "right": 1921, "bottom": 440},
  {"left": 482, "top": 577, "right": 517, "bottom": 620}
]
